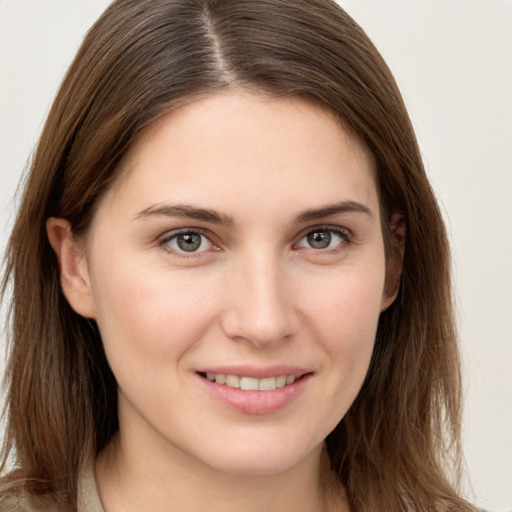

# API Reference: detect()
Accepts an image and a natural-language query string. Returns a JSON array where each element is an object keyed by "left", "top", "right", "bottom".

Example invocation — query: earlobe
[
  {"left": 46, "top": 218, "right": 95, "bottom": 318},
  {"left": 381, "top": 213, "right": 406, "bottom": 311}
]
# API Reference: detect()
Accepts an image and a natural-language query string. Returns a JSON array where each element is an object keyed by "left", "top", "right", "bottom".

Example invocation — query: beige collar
[{"left": 78, "top": 464, "right": 105, "bottom": 512}]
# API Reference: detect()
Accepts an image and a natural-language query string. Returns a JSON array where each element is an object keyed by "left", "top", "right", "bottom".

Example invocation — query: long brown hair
[{"left": 1, "top": 0, "right": 475, "bottom": 510}]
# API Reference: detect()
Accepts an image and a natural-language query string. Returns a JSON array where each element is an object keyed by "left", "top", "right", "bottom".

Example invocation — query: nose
[{"left": 220, "top": 252, "right": 298, "bottom": 349}]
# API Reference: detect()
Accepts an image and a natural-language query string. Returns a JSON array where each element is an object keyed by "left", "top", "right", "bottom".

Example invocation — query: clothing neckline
[{"left": 78, "top": 464, "right": 105, "bottom": 512}]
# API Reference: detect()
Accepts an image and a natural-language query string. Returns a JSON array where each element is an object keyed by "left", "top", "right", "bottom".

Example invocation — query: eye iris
[
  {"left": 307, "top": 230, "right": 331, "bottom": 249},
  {"left": 177, "top": 232, "right": 202, "bottom": 252}
]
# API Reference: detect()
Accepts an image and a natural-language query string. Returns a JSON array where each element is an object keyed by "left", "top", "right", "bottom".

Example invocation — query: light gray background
[{"left": 1, "top": 1, "right": 511, "bottom": 510}]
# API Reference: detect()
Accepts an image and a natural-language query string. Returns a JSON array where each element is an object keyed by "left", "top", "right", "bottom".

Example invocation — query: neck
[{"left": 95, "top": 431, "right": 349, "bottom": 512}]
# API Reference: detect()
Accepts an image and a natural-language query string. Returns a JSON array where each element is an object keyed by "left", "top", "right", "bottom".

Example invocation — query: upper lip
[{"left": 196, "top": 365, "right": 312, "bottom": 379}]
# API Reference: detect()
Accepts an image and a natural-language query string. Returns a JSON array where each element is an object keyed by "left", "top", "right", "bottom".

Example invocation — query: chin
[{"left": 193, "top": 436, "right": 323, "bottom": 477}]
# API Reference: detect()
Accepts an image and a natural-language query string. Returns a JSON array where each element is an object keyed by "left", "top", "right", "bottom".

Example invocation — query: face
[{"left": 58, "top": 92, "right": 396, "bottom": 476}]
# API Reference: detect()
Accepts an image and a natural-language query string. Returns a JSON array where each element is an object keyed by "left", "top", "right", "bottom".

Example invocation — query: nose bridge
[{"left": 221, "top": 246, "right": 296, "bottom": 347}]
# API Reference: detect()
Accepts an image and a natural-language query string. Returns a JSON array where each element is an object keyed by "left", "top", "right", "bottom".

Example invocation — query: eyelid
[
  {"left": 157, "top": 227, "right": 219, "bottom": 256},
  {"left": 293, "top": 224, "right": 354, "bottom": 252},
  {"left": 154, "top": 224, "right": 354, "bottom": 258}
]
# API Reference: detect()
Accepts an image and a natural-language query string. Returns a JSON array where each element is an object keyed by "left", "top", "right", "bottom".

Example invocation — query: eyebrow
[
  {"left": 293, "top": 201, "right": 374, "bottom": 223},
  {"left": 134, "top": 200, "right": 373, "bottom": 225},
  {"left": 134, "top": 203, "right": 234, "bottom": 225}
]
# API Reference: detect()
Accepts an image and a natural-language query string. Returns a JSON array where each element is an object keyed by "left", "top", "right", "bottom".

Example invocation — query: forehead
[{"left": 98, "top": 91, "right": 378, "bottom": 221}]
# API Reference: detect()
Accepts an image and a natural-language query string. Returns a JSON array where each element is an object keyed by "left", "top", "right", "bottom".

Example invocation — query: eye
[
  {"left": 160, "top": 230, "right": 213, "bottom": 254},
  {"left": 297, "top": 228, "right": 349, "bottom": 251}
]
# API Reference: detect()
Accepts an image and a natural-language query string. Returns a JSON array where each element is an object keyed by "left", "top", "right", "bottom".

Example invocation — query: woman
[{"left": 0, "top": 0, "right": 477, "bottom": 510}]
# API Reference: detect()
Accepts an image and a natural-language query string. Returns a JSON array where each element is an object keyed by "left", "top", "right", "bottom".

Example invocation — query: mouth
[
  {"left": 198, "top": 372, "right": 305, "bottom": 391},
  {"left": 197, "top": 368, "right": 312, "bottom": 414}
]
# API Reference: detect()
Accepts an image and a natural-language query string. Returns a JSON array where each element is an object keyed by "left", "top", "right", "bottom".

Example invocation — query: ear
[
  {"left": 46, "top": 217, "right": 95, "bottom": 318},
  {"left": 381, "top": 213, "right": 406, "bottom": 311}
]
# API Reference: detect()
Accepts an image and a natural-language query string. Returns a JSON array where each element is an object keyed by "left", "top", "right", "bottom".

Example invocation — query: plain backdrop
[{"left": 1, "top": 1, "right": 511, "bottom": 510}]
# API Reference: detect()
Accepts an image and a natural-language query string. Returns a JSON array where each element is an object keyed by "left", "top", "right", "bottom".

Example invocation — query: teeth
[
  {"left": 240, "top": 377, "right": 259, "bottom": 390},
  {"left": 205, "top": 373, "right": 300, "bottom": 390},
  {"left": 225, "top": 375, "right": 240, "bottom": 388},
  {"left": 286, "top": 375, "right": 296, "bottom": 385},
  {"left": 258, "top": 377, "right": 276, "bottom": 391}
]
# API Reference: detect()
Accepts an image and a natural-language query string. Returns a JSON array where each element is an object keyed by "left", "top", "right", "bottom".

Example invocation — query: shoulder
[
  {"left": 0, "top": 492, "right": 61, "bottom": 512},
  {"left": 0, "top": 492, "right": 30, "bottom": 512},
  {"left": 0, "top": 463, "right": 102, "bottom": 512}
]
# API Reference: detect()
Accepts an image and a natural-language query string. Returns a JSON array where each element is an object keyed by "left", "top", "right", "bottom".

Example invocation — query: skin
[{"left": 48, "top": 92, "right": 401, "bottom": 512}]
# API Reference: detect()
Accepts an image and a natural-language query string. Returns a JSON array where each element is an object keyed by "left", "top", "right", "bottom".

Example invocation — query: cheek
[
  {"left": 89, "top": 257, "right": 221, "bottom": 372},
  {"left": 299, "top": 263, "right": 385, "bottom": 405},
  {"left": 301, "top": 261, "right": 386, "bottom": 340}
]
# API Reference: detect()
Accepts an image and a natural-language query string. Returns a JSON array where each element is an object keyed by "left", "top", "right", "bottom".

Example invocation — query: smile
[
  {"left": 198, "top": 368, "right": 312, "bottom": 414},
  {"left": 204, "top": 373, "right": 298, "bottom": 391}
]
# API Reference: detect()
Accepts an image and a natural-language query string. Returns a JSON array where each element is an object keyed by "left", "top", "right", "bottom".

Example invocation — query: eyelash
[
  {"left": 157, "top": 228, "right": 217, "bottom": 258},
  {"left": 157, "top": 225, "right": 353, "bottom": 257},
  {"left": 294, "top": 225, "right": 353, "bottom": 254}
]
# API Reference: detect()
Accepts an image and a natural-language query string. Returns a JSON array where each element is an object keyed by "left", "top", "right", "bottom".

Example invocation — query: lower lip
[{"left": 199, "top": 374, "right": 311, "bottom": 415}]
